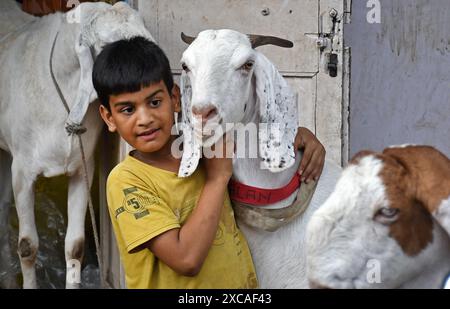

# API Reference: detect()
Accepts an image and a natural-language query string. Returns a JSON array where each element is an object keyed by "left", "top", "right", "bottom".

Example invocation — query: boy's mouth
[{"left": 137, "top": 128, "right": 160, "bottom": 141}]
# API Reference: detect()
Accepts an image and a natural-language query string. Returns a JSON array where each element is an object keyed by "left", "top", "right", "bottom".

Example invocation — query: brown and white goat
[{"left": 307, "top": 145, "right": 450, "bottom": 288}]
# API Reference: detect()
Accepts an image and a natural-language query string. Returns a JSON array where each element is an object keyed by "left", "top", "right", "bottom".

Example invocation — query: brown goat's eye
[
  {"left": 375, "top": 207, "right": 400, "bottom": 225},
  {"left": 379, "top": 207, "right": 399, "bottom": 218},
  {"left": 181, "top": 63, "right": 190, "bottom": 72},
  {"left": 241, "top": 61, "right": 254, "bottom": 71}
]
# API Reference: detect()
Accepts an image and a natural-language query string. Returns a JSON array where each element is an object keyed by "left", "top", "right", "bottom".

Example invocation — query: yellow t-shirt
[{"left": 106, "top": 154, "right": 258, "bottom": 289}]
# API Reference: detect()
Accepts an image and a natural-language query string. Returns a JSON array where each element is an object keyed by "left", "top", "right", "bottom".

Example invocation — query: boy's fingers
[
  {"left": 314, "top": 165, "right": 324, "bottom": 182},
  {"left": 308, "top": 153, "right": 325, "bottom": 182},
  {"left": 302, "top": 149, "right": 324, "bottom": 183},
  {"left": 302, "top": 162, "right": 315, "bottom": 183},
  {"left": 298, "top": 147, "right": 313, "bottom": 176},
  {"left": 294, "top": 136, "right": 304, "bottom": 151}
]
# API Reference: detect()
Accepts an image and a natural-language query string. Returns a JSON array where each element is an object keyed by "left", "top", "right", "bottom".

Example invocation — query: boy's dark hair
[{"left": 93, "top": 36, "right": 174, "bottom": 109}]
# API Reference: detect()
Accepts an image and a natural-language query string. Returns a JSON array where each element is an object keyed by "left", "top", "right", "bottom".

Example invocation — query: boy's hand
[
  {"left": 202, "top": 135, "right": 234, "bottom": 183},
  {"left": 294, "top": 127, "right": 325, "bottom": 183}
]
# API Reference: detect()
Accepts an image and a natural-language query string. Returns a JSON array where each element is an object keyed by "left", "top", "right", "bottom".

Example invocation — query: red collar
[{"left": 228, "top": 173, "right": 301, "bottom": 206}]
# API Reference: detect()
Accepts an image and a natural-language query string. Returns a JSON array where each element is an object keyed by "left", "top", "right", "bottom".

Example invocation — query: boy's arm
[
  {"left": 146, "top": 177, "right": 229, "bottom": 276},
  {"left": 143, "top": 138, "right": 233, "bottom": 276},
  {"left": 294, "top": 127, "right": 326, "bottom": 183}
]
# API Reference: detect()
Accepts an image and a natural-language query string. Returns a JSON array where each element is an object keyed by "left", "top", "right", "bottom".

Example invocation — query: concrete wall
[{"left": 345, "top": 0, "right": 450, "bottom": 158}]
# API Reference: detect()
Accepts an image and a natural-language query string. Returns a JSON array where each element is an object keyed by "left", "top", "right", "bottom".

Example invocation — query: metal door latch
[{"left": 316, "top": 8, "right": 340, "bottom": 77}]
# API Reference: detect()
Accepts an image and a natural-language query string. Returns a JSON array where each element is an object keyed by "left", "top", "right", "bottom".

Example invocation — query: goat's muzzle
[{"left": 192, "top": 105, "right": 218, "bottom": 125}]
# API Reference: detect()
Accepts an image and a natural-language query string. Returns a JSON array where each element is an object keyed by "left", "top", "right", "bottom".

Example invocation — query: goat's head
[
  {"left": 306, "top": 146, "right": 450, "bottom": 289},
  {"left": 64, "top": 2, "right": 153, "bottom": 127},
  {"left": 178, "top": 29, "right": 297, "bottom": 177},
  {"left": 74, "top": 2, "right": 152, "bottom": 55}
]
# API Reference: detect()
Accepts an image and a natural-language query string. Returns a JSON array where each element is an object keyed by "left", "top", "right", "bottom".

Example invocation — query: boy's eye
[
  {"left": 120, "top": 106, "right": 134, "bottom": 114},
  {"left": 149, "top": 100, "right": 161, "bottom": 108}
]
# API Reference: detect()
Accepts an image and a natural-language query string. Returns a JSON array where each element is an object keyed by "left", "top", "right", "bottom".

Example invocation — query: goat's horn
[
  {"left": 181, "top": 32, "right": 196, "bottom": 45},
  {"left": 247, "top": 34, "right": 294, "bottom": 49}
]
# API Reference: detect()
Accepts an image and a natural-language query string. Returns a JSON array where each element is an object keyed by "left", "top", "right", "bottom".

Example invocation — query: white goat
[
  {"left": 306, "top": 146, "right": 450, "bottom": 289},
  {"left": 0, "top": 1, "right": 153, "bottom": 288},
  {"left": 179, "top": 29, "right": 342, "bottom": 288}
]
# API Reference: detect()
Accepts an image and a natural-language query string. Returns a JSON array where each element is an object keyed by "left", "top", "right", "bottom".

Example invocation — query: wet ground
[{"left": 0, "top": 175, "right": 100, "bottom": 289}]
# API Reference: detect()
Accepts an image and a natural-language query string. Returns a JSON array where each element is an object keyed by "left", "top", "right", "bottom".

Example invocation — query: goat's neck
[{"left": 232, "top": 86, "right": 302, "bottom": 209}]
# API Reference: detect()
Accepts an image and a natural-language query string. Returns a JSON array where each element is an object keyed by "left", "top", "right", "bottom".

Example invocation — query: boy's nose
[
  {"left": 137, "top": 107, "right": 154, "bottom": 125},
  {"left": 192, "top": 105, "right": 217, "bottom": 123}
]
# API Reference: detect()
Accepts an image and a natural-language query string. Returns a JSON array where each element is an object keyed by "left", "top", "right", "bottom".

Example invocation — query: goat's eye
[
  {"left": 181, "top": 63, "right": 190, "bottom": 72},
  {"left": 375, "top": 207, "right": 399, "bottom": 224},
  {"left": 241, "top": 61, "right": 254, "bottom": 71},
  {"left": 379, "top": 207, "right": 399, "bottom": 218}
]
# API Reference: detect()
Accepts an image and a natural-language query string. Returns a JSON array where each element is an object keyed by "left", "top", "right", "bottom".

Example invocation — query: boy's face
[{"left": 99, "top": 81, "right": 181, "bottom": 155}]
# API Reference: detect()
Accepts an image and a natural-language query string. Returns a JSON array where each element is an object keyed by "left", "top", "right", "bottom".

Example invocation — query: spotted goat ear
[
  {"left": 178, "top": 71, "right": 201, "bottom": 177},
  {"left": 254, "top": 52, "right": 298, "bottom": 172}
]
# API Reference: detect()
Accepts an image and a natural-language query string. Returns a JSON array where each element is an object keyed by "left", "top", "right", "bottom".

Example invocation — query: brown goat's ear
[
  {"left": 382, "top": 148, "right": 412, "bottom": 176},
  {"left": 247, "top": 34, "right": 294, "bottom": 49},
  {"left": 349, "top": 150, "right": 377, "bottom": 165},
  {"left": 181, "top": 32, "right": 196, "bottom": 45},
  {"left": 383, "top": 146, "right": 450, "bottom": 237}
]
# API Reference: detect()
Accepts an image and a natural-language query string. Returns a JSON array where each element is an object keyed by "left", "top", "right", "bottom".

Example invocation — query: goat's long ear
[
  {"left": 254, "top": 52, "right": 298, "bottom": 172},
  {"left": 383, "top": 147, "right": 450, "bottom": 236},
  {"left": 67, "top": 42, "right": 95, "bottom": 129},
  {"left": 66, "top": 4, "right": 99, "bottom": 132},
  {"left": 178, "top": 71, "right": 201, "bottom": 177}
]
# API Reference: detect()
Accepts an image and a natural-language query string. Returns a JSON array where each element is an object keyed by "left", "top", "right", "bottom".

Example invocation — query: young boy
[{"left": 93, "top": 37, "right": 325, "bottom": 289}]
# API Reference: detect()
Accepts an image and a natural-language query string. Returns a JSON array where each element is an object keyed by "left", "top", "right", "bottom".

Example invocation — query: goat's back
[
  {"left": 0, "top": 1, "right": 35, "bottom": 39},
  {"left": 0, "top": 12, "right": 102, "bottom": 177}
]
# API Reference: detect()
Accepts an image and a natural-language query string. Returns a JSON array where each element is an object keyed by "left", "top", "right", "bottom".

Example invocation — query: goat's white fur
[
  {"left": 435, "top": 197, "right": 450, "bottom": 236},
  {"left": 179, "top": 30, "right": 297, "bottom": 178},
  {"left": 306, "top": 155, "right": 450, "bottom": 288},
  {"left": 180, "top": 29, "right": 342, "bottom": 287},
  {"left": 0, "top": 1, "right": 153, "bottom": 288}
]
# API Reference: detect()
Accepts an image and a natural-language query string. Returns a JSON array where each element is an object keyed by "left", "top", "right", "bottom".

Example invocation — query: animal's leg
[
  {"left": 0, "top": 150, "right": 18, "bottom": 288},
  {"left": 65, "top": 158, "right": 94, "bottom": 289},
  {"left": 11, "top": 159, "right": 38, "bottom": 289}
]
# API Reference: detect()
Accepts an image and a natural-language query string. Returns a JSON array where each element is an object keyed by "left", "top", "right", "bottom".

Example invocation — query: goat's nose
[{"left": 192, "top": 105, "right": 217, "bottom": 122}]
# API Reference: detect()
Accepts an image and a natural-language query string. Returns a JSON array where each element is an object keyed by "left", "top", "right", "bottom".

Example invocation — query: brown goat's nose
[{"left": 192, "top": 105, "right": 217, "bottom": 122}]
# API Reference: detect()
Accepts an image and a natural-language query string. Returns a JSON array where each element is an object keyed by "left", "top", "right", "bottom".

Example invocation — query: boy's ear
[
  {"left": 99, "top": 104, "right": 117, "bottom": 132},
  {"left": 171, "top": 83, "right": 181, "bottom": 113}
]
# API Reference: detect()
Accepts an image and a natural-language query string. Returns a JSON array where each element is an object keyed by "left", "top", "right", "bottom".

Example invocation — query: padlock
[{"left": 328, "top": 53, "right": 338, "bottom": 77}]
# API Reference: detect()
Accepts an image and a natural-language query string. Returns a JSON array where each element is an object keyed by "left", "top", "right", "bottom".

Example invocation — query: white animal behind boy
[
  {"left": 307, "top": 145, "right": 450, "bottom": 288},
  {"left": 0, "top": 1, "right": 153, "bottom": 288},
  {"left": 179, "top": 29, "right": 342, "bottom": 288}
]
